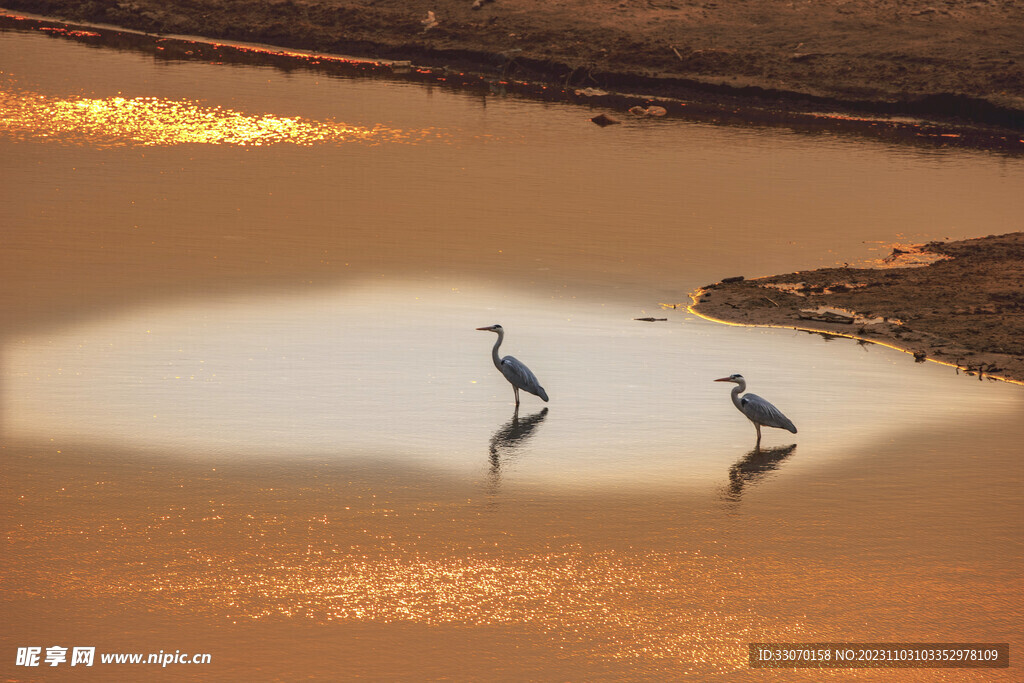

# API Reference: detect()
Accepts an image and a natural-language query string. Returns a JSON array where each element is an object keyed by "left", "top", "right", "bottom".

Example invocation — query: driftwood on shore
[{"left": 797, "top": 311, "right": 854, "bottom": 325}]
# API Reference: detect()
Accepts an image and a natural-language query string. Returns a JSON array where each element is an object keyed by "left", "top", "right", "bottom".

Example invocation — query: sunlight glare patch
[{"left": 0, "top": 85, "right": 441, "bottom": 147}]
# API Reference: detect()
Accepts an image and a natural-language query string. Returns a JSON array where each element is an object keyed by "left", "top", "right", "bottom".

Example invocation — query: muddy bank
[
  {"left": 690, "top": 233, "right": 1024, "bottom": 384},
  {"left": 3, "top": 0, "right": 1023, "bottom": 134}
]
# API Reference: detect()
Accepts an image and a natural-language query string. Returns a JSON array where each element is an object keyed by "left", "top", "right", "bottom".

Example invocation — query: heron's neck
[
  {"left": 731, "top": 381, "right": 745, "bottom": 410},
  {"left": 491, "top": 330, "right": 504, "bottom": 370}
]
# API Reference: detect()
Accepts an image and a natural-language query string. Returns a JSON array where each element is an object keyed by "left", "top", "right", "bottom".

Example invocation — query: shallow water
[{"left": 1, "top": 22, "right": 1023, "bottom": 679}]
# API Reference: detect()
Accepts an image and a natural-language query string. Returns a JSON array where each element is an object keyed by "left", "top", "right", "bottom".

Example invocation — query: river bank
[
  {"left": 3, "top": 0, "right": 1023, "bottom": 134},
  {"left": 690, "top": 232, "right": 1024, "bottom": 384}
]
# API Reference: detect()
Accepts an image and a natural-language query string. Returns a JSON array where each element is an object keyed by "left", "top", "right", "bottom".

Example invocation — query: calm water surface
[{"left": 1, "top": 24, "right": 1022, "bottom": 679}]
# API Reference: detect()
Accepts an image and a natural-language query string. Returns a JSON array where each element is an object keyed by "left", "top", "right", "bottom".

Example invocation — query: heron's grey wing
[
  {"left": 500, "top": 356, "right": 549, "bottom": 401},
  {"left": 741, "top": 393, "right": 797, "bottom": 433}
]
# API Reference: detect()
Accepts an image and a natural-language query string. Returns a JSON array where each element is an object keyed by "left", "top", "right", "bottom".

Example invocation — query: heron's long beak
[
  {"left": 475, "top": 326, "right": 492, "bottom": 331},
  {"left": 713, "top": 377, "right": 732, "bottom": 382}
]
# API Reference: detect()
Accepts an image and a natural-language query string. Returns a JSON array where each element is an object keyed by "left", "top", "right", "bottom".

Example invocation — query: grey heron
[
  {"left": 476, "top": 324, "right": 549, "bottom": 408},
  {"left": 715, "top": 374, "right": 797, "bottom": 449}
]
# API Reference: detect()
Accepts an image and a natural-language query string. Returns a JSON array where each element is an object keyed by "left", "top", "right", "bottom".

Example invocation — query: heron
[
  {"left": 715, "top": 374, "right": 796, "bottom": 449},
  {"left": 476, "top": 324, "right": 549, "bottom": 409}
]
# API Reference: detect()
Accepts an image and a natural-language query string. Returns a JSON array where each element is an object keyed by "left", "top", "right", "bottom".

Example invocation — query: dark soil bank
[
  {"left": 692, "top": 233, "right": 1024, "bottom": 384},
  {"left": 3, "top": 0, "right": 1024, "bottom": 132}
]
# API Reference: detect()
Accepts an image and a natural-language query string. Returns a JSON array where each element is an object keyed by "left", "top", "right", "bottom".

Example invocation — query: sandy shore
[
  {"left": 690, "top": 232, "right": 1024, "bottom": 384},
  {"left": 4, "top": 0, "right": 1024, "bottom": 133}
]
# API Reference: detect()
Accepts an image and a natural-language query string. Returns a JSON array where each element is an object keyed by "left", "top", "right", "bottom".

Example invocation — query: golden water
[{"left": 1, "top": 23, "right": 1022, "bottom": 679}]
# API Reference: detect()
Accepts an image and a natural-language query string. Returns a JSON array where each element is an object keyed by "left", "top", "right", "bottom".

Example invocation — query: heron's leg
[
  {"left": 755, "top": 424, "right": 762, "bottom": 451},
  {"left": 513, "top": 386, "right": 520, "bottom": 408}
]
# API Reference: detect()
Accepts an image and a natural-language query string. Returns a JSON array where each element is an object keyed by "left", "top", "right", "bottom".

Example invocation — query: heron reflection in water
[
  {"left": 487, "top": 407, "right": 549, "bottom": 492},
  {"left": 721, "top": 444, "right": 798, "bottom": 503}
]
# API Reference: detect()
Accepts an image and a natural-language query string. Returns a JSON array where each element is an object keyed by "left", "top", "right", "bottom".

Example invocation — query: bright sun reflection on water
[
  {"left": 50, "top": 539, "right": 803, "bottom": 671},
  {"left": 6, "top": 281, "right": 1021, "bottom": 491},
  {"left": 0, "top": 83, "right": 442, "bottom": 147}
]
